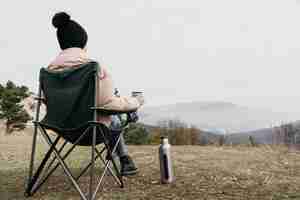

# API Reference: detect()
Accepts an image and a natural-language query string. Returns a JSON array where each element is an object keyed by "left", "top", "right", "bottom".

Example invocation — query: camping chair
[{"left": 25, "top": 62, "right": 137, "bottom": 200}]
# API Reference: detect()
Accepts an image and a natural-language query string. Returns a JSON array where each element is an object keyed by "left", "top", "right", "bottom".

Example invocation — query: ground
[{"left": 0, "top": 132, "right": 300, "bottom": 200}]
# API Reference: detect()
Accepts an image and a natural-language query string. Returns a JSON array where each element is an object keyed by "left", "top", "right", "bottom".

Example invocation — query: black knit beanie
[{"left": 52, "top": 12, "right": 88, "bottom": 50}]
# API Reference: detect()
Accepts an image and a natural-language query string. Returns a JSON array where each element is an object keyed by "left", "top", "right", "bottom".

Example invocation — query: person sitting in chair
[{"left": 48, "top": 12, "right": 144, "bottom": 176}]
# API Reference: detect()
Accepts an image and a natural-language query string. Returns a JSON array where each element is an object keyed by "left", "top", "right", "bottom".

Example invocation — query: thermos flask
[{"left": 159, "top": 137, "right": 174, "bottom": 184}]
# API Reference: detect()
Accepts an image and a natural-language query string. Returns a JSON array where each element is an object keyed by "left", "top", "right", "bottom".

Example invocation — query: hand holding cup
[{"left": 131, "top": 91, "right": 144, "bottom": 106}]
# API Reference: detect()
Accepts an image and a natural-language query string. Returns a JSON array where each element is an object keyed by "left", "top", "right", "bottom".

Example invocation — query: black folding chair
[{"left": 25, "top": 62, "right": 137, "bottom": 200}]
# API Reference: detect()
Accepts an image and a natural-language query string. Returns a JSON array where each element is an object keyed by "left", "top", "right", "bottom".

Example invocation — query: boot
[{"left": 120, "top": 155, "right": 138, "bottom": 176}]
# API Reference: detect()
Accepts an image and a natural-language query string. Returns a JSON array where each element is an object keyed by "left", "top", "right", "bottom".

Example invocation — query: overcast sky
[{"left": 2, "top": 0, "right": 300, "bottom": 114}]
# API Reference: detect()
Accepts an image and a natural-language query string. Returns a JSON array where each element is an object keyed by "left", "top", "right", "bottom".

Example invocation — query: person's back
[
  {"left": 47, "top": 12, "right": 144, "bottom": 175},
  {"left": 49, "top": 12, "right": 144, "bottom": 125}
]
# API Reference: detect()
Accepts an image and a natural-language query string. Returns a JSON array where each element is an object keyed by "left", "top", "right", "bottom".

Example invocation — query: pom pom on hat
[{"left": 52, "top": 12, "right": 71, "bottom": 28}]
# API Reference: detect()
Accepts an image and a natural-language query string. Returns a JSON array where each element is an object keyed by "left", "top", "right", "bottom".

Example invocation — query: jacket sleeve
[
  {"left": 102, "top": 96, "right": 141, "bottom": 111},
  {"left": 97, "top": 66, "right": 141, "bottom": 111}
]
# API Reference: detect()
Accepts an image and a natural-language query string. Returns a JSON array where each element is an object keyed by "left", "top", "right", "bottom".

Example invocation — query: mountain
[
  {"left": 139, "top": 101, "right": 299, "bottom": 133},
  {"left": 139, "top": 122, "right": 221, "bottom": 145},
  {"left": 22, "top": 96, "right": 299, "bottom": 143},
  {"left": 225, "top": 128, "right": 274, "bottom": 144},
  {"left": 225, "top": 120, "right": 300, "bottom": 145}
]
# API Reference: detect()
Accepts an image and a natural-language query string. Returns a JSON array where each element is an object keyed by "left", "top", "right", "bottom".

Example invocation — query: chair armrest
[
  {"left": 34, "top": 96, "right": 47, "bottom": 104},
  {"left": 90, "top": 107, "right": 137, "bottom": 115},
  {"left": 91, "top": 107, "right": 139, "bottom": 128}
]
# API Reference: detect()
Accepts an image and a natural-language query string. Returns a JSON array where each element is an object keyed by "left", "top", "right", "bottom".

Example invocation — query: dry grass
[{"left": 0, "top": 132, "right": 300, "bottom": 200}]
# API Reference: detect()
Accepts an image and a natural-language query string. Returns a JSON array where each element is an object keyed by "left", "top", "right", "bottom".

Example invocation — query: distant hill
[
  {"left": 225, "top": 128, "right": 274, "bottom": 144},
  {"left": 225, "top": 121, "right": 300, "bottom": 145},
  {"left": 139, "top": 122, "right": 220, "bottom": 145},
  {"left": 139, "top": 101, "right": 299, "bottom": 133},
  {"left": 197, "top": 130, "right": 221, "bottom": 145},
  {"left": 21, "top": 97, "right": 300, "bottom": 145}
]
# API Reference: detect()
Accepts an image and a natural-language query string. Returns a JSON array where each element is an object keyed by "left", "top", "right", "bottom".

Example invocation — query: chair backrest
[{"left": 40, "top": 61, "right": 99, "bottom": 131}]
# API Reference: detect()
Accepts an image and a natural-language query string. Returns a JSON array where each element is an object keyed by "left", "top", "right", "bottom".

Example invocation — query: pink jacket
[{"left": 48, "top": 48, "right": 141, "bottom": 125}]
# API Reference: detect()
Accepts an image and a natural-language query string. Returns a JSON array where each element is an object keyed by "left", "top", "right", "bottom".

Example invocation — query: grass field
[{"left": 1, "top": 132, "right": 300, "bottom": 200}]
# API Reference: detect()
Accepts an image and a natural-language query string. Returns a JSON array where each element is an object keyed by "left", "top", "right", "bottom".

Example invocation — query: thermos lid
[{"left": 160, "top": 136, "right": 169, "bottom": 145}]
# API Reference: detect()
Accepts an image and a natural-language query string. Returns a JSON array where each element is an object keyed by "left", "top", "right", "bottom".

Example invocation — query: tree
[
  {"left": 124, "top": 123, "right": 151, "bottom": 145},
  {"left": 155, "top": 119, "right": 202, "bottom": 145},
  {"left": 0, "top": 81, "right": 32, "bottom": 134},
  {"left": 218, "top": 135, "right": 225, "bottom": 146},
  {"left": 190, "top": 125, "right": 200, "bottom": 145}
]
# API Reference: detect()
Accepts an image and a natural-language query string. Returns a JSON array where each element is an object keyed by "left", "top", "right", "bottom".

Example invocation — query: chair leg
[
  {"left": 26, "top": 86, "right": 42, "bottom": 197},
  {"left": 95, "top": 148, "right": 122, "bottom": 186},
  {"left": 38, "top": 126, "right": 92, "bottom": 187},
  {"left": 92, "top": 156, "right": 114, "bottom": 200},
  {"left": 108, "top": 135, "right": 124, "bottom": 188},
  {"left": 39, "top": 140, "right": 68, "bottom": 180},
  {"left": 89, "top": 125, "right": 97, "bottom": 200},
  {"left": 38, "top": 126, "right": 88, "bottom": 200},
  {"left": 26, "top": 123, "right": 126, "bottom": 200},
  {"left": 97, "top": 126, "right": 124, "bottom": 187},
  {"left": 30, "top": 140, "right": 68, "bottom": 195},
  {"left": 25, "top": 122, "right": 39, "bottom": 197},
  {"left": 75, "top": 147, "right": 105, "bottom": 181},
  {"left": 25, "top": 134, "right": 60, "bottom": 196},
  {"left": 90, "top": 127, "right": 126, "bottom": 200},
  {"left": 28, "top": 125, "right": 95, "bottom": 199}
]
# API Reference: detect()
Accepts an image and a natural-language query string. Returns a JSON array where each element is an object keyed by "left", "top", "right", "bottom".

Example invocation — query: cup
[{"left": 131, "top": 91, "right": 143, "bottom": 97}]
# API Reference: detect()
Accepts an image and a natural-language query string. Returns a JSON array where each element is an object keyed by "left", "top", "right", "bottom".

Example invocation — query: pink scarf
[
  {"left": 48, "top": 48, "right": 105, "bottom": 79},
  {"left": 49, "top": 48, "right": 90, "bottom": 69}
]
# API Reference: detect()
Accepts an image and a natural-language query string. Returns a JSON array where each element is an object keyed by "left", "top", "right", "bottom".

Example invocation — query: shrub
[
  {"left": 124, "top": 123, "right": 151, "bottom": 145},
  {"left": 154, "top": 119, "right": 201, "bottom": 145},
  {"left": 0, "top": 81, "right": 32, "bottom": 134}
]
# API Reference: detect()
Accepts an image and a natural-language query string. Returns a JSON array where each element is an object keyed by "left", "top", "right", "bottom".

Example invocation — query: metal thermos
[{"left": 159, "top": 137, "right": 174, "bottom": 184}]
